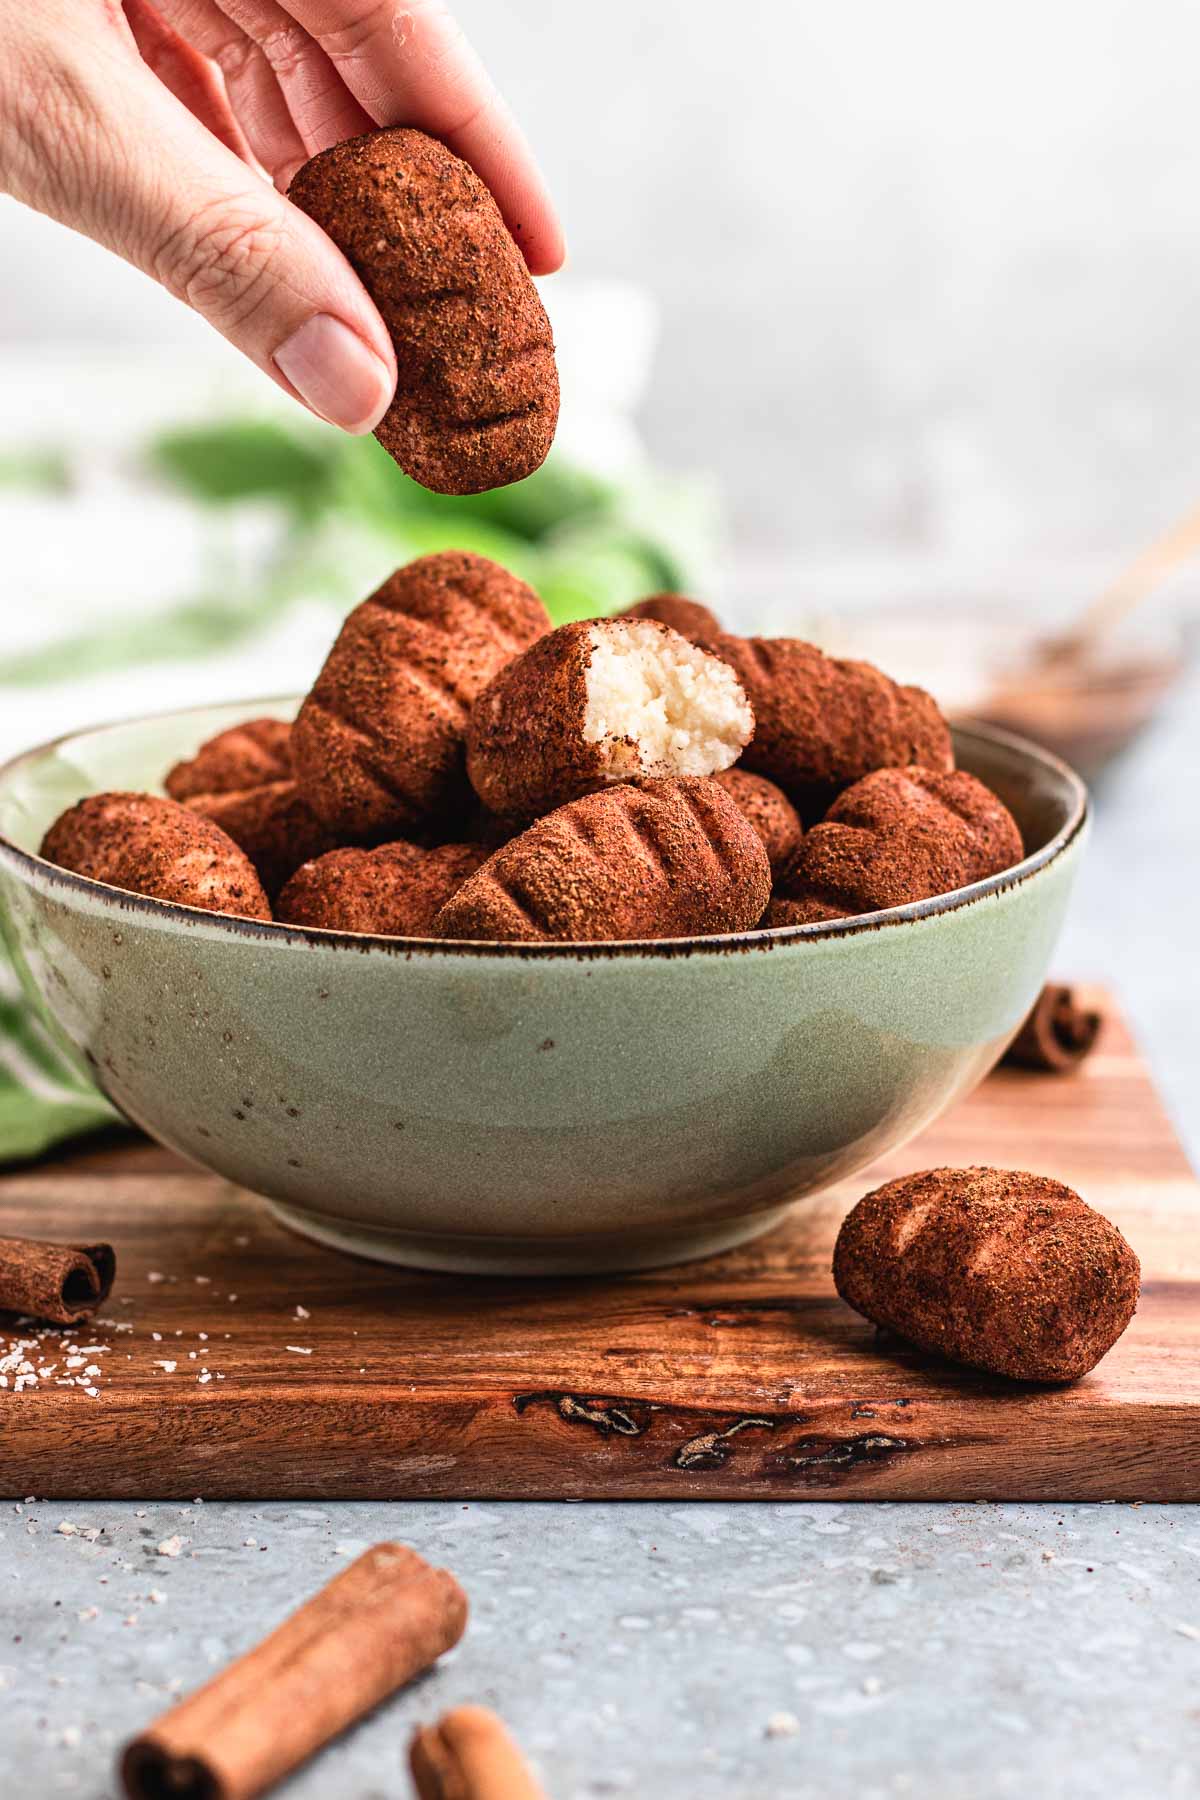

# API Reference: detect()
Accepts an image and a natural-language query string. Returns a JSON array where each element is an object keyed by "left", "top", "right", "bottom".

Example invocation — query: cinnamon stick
[
  {"left": 410, "top": 1706, "right": 547, "bottom": 1800},
  {"left": 0, "top": 1235, "right": 114, "bottom": 1324},
  {"left": 1003, "top": 983, "right": 1103, "bottom": 1073},
  {"left": 120, "top": 1544, "right": 467, "bottom": 1800}
]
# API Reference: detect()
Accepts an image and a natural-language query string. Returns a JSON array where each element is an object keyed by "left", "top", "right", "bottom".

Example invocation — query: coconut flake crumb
[
  {"left": 582, "top": 620, "right": 752, "bottom": 781},
  {"left": 156, "top": 1536, "right": 186, "bottom": 1558},
  {"left": 285, "top": 1346, "right": 313, "bottom": 1356}
]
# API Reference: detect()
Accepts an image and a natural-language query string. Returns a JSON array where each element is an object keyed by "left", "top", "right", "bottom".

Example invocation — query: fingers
[
  {"left": 10, "top": 37, "right": 396, "bottom": 432},
  {"left": 281, "top": 0, "right": 565, "bottom": 273},
  {"left": 122, "top": 0, "right": 252, "bottom": 162},
  {"left": 154, "top": 0, "right": 311, "bottom": 184},
  {"left": 142, "top": 1, "right": 563, "bottom": 268},
  {"left": 216, "top": 0, "right": 375, "bottom": 152}
]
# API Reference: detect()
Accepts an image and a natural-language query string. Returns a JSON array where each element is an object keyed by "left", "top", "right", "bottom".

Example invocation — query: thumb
[{"left": 8, "top": 39, "right": 396, "bottom": 434}]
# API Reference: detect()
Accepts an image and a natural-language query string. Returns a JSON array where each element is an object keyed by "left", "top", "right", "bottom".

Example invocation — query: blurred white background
[{"left": 1, "top": 0, "right": 1198, "bottom": 1144}]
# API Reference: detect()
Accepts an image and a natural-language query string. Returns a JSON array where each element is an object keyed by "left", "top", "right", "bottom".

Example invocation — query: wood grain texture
[{"left": 2, "top": 993, "right": 1196, "bottom": 1500}]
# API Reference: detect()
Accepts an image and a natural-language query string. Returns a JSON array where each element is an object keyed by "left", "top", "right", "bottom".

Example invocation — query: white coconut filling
[{"left": 581, "top": 620, "right": 753, "bottom": 779}]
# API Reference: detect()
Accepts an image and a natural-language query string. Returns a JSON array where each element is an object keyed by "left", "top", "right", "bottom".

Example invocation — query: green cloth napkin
[
  {"left": 0, "top": 957, "right": 119, "bottom": 1165},
  {"left": 0, "top": 419, "right": 720, "bottom": 1166}
]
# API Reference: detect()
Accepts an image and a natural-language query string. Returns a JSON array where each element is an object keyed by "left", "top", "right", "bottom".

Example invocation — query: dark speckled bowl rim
[{"left": 0, "top": 701, "right": 1088, "bottom": 962}]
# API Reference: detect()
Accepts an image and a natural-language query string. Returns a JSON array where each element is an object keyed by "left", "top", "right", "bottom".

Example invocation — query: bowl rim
[{"left": 0, "top": 702, "right": 1089, "bottom": 962}]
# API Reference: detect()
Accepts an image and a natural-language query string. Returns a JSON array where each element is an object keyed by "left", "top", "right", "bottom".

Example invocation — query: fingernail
[{"left": 273, "top": 314, "right": 393, "bottom": 434}]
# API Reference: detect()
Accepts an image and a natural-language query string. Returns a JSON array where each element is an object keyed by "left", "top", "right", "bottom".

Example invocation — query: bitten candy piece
[
  {"left": 833, "top": 1166, "right": 1141, "bottom": 1382},
  {"left": 465, "top": 618, "right": 754, "bottom": 821},
  {"left": 40, "top": 793, "right": 271, "bottom": 921},
  {"left": 165, "top": 718, "right": 293, "bottom": 801},
  {"left": 711, "top": 635, "right": 953, "bottom": 816},
  {"left": 713, "top": 769, "right": 804, "bottom": 878},
  {"left": 289, "top": 128, "right": 558, "bottom": 495},
  {"left": 769, "top": 766, "right": 1023, "bottom": 925},
  {"left": 434, "top": 777, "right": 770, "bottom": 942},
  {"left": 621, "top": 593, "right": 722, "bottom": 641},
  {"left": 277, "top": 841, "right": 487, "bottom": 936},
  {"left": 293, "top": 552, "right": 551, "bottom": 840}
]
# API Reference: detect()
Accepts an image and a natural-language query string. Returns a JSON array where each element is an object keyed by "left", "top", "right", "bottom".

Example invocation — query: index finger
[{"left": 281, "top": 0, "right": 564, "bottom": 273}]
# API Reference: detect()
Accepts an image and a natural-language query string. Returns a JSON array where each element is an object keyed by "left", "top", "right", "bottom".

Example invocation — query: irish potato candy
[
  {"left": 38, "top": 553, "right": 1029, "bottom": 951},
  {"left": 35, "top": 565, "right": 1135, "bottom": 1387},
  {"left": 288, "top": 128, "right": 559, "bottom": 496}
]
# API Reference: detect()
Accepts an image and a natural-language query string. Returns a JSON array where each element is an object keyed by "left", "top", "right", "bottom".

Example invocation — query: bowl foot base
[{"left": 265, "top": 1198, "right": 793, "bottom": 1276}]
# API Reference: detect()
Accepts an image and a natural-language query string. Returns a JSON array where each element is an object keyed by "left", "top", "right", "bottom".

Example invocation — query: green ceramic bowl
[{"left": 0, "top": 700, "right": 1087, "bottom": 1274}]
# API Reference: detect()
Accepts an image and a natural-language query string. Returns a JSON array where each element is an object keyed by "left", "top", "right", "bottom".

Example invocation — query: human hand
[{"left": 0, "top": 0, "right": 563, "bottom": 434}]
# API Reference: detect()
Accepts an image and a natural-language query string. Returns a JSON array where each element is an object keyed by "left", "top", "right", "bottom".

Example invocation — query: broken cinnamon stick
[
  {"left": 1003, "top": 983, "right": 1103, "bottom": 1073},
  {"left": 0, "top": 1235, "right": 115, "bottom": 1325},
  {"left": 120, "top": 1543, "right": 467, "bottom": 1800},
  {"left": 410, "top": 1706, "right": 547, "bottom": 1800}
]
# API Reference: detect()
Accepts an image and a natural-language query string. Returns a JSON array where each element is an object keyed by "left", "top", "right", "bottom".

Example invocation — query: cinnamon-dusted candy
[
  {"left": 767, "top": 766, "right": 1022, "bottom": 926},
  {"left": 162, "top": 716, "right": 338, "bottom": 900},
  {"left": 713, "top": 768, "right": 803, "bottom": 879},
  {"left": 434, "top": 777, "right": 770, "bottom": 943},
  {"left": 165, "top": 718, "right": 333, "bottom": 896},
  {"left": 289, "top": 128, "right": 558, "bottom": 495},
  {"left": 620, "top": 593, "right": 721, "bottom": 641},
  {"left": 465, "top": 618, "right": 754, "bottom": 821},
  {"left": 165, "top": 718, "right": 293, "bottom": 801},
  {"left": 833, "top": 1166, "right": 1140, "bottom": 1382},
  {"left": 185, "top": 782, "right": 340, "bottom": 900},
  {"left": 292, "top": 552, "right": 550, "bottom": 841},
  {"left": 710, "top": 635, "right": 952, "bottom": 816},
  {"left": 41, "top": 793, "right": 271, "bottom": 921},
  {"left": 277, "top": 841, "right": 487, "bottom": 936}
]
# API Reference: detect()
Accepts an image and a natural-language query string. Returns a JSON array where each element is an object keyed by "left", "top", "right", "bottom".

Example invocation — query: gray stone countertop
[
  {"left": 2, "top": 664, "right": 1198, "bottom": 1800},
  {"left": 3, "top": 1497, "right": 1199, "bottom": 1800}
]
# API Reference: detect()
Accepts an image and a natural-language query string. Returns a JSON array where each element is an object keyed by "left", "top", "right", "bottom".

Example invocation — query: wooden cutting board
[{"left": 1, "top": 991, "right": 1196, "bottom": 1501}]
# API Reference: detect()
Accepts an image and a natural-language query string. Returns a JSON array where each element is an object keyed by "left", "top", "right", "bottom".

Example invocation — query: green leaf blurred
[
  {"left": 0, "top": 413, "right": 721, "bottom": 686},
  {"left": 0, "top": 449, "right": 73, "bottom": 494},
  {"left": 150, "top": 420, "right": 335, "bottom": 510}
]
